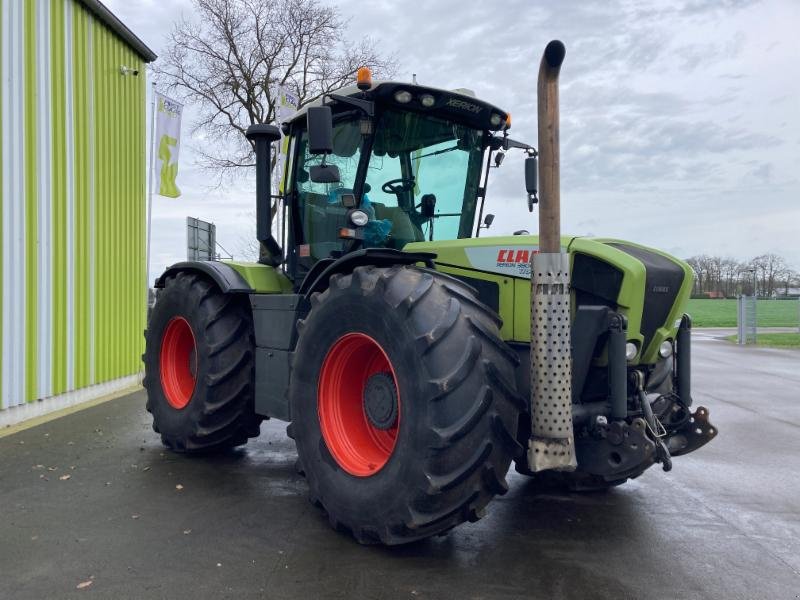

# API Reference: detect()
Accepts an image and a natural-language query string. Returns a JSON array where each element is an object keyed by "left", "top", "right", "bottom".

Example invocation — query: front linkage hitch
[{"left": 574, "top": 314, "right": 718, "bottom": 482}]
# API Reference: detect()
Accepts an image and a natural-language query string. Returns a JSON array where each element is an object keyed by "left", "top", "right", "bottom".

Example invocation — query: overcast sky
[{"left": 105, "top": 0, "right": 800, "bottom": 281}]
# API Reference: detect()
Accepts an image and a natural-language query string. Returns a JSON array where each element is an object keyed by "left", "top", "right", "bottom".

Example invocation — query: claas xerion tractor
[{"left": 144, "top": 41, "right": 717, "bottom": 545}]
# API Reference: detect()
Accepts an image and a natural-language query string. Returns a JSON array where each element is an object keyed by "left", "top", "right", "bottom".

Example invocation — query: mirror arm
[
  {"left": 503, "top": 136, "right": 538, "bottom": 154},
  {"left": 475, "top": 145, "right": 495, "bottom": 238}
]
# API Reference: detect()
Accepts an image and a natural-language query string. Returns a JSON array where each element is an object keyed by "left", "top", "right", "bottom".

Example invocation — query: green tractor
[{"left": 143, "top": 41, "right": 717, "bottom": 545}]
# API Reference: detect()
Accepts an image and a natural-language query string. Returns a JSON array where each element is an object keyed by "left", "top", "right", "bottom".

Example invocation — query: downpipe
[{"left": 527, "top": 40, "right": 577, "bottom": 472}]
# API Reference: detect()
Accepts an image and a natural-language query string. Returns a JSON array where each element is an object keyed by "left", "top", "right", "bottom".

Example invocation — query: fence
[{"left": 737, "top": 295, "right": 757, "bottom": 345}]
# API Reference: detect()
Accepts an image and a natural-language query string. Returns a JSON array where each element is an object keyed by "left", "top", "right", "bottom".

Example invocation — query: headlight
[
  {"left": 419, "top": 94, "right": 435, "bottom": 107},
  {"left": 394, "top": 90, "right": 412, "bottom": 104},
  {"left": 659, "top": 340, "right": 673, "bottom": 358},
  {"left": 490, "top": 113, "right": 503, "bottom": 127},
  {"left": 349, "top": 209, "right": 369, "bottom": 227},
  {"left": 625, "top": 342, "right": 638, "bottom": 361}
]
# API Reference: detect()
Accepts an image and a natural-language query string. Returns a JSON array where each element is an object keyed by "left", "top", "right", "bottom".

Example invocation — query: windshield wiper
[{"left": 414, "top": 145, "right": 459, "bottom": 160}]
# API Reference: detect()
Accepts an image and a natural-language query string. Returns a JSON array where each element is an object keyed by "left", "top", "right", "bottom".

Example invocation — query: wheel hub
[
  {"left": 160, "top": 316, "right": 197, "bottom": 410},
  {"left": 317, "top": 333, "right": 401, "bottom": 477},
  {"left": 363, "top": 372, "right": 398, "bottom": 430}
]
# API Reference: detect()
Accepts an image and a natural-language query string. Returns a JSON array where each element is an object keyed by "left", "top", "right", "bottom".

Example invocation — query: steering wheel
[{"left": 381, "top": 177, "right": 416, "bottom": 195}]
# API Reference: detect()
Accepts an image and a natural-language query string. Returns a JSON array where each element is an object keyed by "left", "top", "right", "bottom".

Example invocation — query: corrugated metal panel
[
  {"left": 52, "top": 0, "right": 67, "bottom": 396},
  {"left": 24, "top": 1, "right": 38, "bottom": 402},
  {"left": 2, "top": 0, "right": 27, "bottom": 409},
  {"left": 0, "top": 0, "right": 146, "bottom": 411},
  {"left": 73, "top": 3, "right": 91, "bottom": 390},
  {"left": 92, "top": 15, "right": 146, "bottom": 385}
]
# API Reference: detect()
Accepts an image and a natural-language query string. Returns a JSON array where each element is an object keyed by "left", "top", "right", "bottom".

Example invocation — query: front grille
[
  {"left": 610, "top": 243, "right": 684, "bottom": 352},
  {"left": 571, "top": 253, "right": 624, "bottom": 308}
]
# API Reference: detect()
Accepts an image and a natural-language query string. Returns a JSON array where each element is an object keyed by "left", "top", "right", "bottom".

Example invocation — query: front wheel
[
  {"left": 143, "top": 272, "right": 261, "bottom": 453},
  {"left": 289, "top": 266, "right": 524, "bottom": 545}
]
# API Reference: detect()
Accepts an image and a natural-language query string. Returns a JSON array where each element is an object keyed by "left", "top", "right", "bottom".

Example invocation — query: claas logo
[{"left": 496, "top": 249, "right": 538, "bottom": 264}]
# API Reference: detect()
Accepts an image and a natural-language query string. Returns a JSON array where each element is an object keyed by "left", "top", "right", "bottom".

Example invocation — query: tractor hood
[{"left": 405, "top": 235, "right": 694, "bottom": 364}]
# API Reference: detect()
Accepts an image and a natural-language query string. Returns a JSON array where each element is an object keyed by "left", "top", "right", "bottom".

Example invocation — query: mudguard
[
  {"left": 154, "top": 261, "right": 252, "bottom": 293},
  {"left": 298, "top": 248, "right": 436, "bottom": 298}
]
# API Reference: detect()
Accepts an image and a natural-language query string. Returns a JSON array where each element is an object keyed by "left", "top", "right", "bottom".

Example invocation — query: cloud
[{"left": 106, "top": 0, "right": 800, "bottom": 271}]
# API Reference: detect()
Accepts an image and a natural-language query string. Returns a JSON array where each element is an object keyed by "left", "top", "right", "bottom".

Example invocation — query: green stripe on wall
[
  {"left": 51, "top": 0, "right": 66, "bottom": 395},
  {"left": 93, "top": 20, "right": 144, "bottom": 382},
  {"left": 93, "top": 18, "right": 104, "bottom": 382},
  {"left": 73, "top": 3, "right": 90, "bottom": 389},
  {"left": 24, "top": 0, "right": 36, "bottom": 402},
  {"left": 0, "top": 0, "right": 4, "bottom": 407},
  {"left": 89, "top": 21, "right": 146, "bottom": 382}
]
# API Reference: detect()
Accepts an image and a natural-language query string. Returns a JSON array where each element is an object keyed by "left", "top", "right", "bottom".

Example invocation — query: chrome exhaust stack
[{"left": 527, "top": 40, "right": 577, "bottom": 472}]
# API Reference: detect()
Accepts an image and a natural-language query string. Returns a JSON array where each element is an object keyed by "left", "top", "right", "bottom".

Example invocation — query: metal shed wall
[{"left": 1, "top": 0, "right": 147, "bottom": 416}]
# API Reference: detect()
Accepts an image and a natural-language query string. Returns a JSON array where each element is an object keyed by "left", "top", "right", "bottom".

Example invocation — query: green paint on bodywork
[
  {"left": 408, "top": 235, "right": 569, "bottom": 268},
  {"left": 225, "top": 262, "right": 293, "bottom": 293},
  {"left": 408, "top": 234, "right": 693, "bottom": 365},
  {"left": 585, "top": 238, "right": 693, "bottom": 363}
]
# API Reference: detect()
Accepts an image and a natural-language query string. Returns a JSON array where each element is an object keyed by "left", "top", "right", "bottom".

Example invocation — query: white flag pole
[{"left": 146, "top": 83, "right": 156, "bottom": 292}]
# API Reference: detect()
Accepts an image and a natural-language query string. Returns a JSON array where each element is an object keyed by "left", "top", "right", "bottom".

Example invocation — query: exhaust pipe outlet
[{"left": 527, "top": 40, "right": 577, "bottom": 472}]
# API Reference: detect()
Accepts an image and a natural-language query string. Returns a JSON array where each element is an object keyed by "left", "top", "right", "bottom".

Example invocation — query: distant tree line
[{"left": 685, "top": 253, "right": 799, "bottom": 298}]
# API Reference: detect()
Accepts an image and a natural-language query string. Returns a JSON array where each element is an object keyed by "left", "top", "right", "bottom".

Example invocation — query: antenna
[{"left": 412, "top": 73, "right": 418, "bottom": 85}]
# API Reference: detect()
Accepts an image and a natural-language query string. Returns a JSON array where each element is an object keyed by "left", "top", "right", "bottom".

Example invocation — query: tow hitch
[{"left": 665, "top": 406, "right": 718, "bottom": 456}]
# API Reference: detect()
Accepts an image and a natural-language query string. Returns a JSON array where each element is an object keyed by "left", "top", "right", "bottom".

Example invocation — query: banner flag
[
  {"left": 274, "top": 86, "right": 298, "bottom": 193},
  {"left": 154, "top": 92, "right": 183, "bottom": 198}
]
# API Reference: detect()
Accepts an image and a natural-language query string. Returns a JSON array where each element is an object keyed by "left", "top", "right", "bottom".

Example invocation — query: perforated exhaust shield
[{"left": 528, "top": 252, "right": 577, "bottom": 471}]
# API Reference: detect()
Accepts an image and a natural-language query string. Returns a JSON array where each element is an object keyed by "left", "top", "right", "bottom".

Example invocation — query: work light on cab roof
[{"left": 356, "top": 66, "right": 372, "bottom": 90}]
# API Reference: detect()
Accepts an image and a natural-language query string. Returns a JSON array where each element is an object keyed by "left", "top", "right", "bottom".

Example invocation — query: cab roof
[{"left": 285, "top": 81, "right": 510, "bottom": 133}]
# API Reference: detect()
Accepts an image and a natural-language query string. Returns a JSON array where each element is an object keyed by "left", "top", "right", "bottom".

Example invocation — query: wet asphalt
[{"left": 1, "top": 332, "right": 798, "bottom": 600}]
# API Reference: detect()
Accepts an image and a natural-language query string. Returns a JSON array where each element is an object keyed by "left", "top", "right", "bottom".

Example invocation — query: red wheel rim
[
  {"left": 160, "top": 316, "right": 197, "bottom": 410},
  {"left": 318, "top": 333, "right": 401, "bottom": 477}
]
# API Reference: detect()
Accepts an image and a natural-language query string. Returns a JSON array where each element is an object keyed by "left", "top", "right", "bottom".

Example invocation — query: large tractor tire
[
  {"left": 288, "top": 266, "right": 524, "bottom": 545},
  {"left": 143, "top": 271, "right": 261, "bottom": 453}
]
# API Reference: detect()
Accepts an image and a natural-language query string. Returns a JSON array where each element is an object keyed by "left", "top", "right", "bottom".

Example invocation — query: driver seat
[{"left": 371, "top": 204, "right": 425, "bottom": 244}]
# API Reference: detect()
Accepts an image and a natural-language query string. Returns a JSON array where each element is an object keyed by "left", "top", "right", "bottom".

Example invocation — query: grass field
[
  {"left": 725, "top": 333, "right": 800, "bottom": 349},
  {"left": 686, "top": 299, "right": 800, "bottom": 328}
]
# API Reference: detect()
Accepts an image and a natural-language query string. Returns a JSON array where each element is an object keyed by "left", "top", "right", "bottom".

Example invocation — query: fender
[
  {"left": 154, "top": 261, "right": 252, "bottom": 293},
  {"left": 298, "top": 248, "right": 436, "bottom": 298}
]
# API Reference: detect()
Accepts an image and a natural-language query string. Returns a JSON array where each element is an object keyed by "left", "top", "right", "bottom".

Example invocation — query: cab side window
[{"left": 295, "top": 119, "right": 362, "bottom": 261}]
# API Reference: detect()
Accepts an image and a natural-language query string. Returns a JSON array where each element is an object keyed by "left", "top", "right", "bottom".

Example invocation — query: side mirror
[
  {"left": 307, "top": 106, "right": 333, "bottom": 155},
  {"left": 309, "top": 164, "right": 340, "bottom": 184},
  {"left": 478, "top": 213, "right": 495, "bottom": 231},
  {"left": 525, "top": 155, "right": 538, "bottom": 196},
  {"left": 420, "top": 194, "right": 436, "bottom": 219},
  {"left": 525, "top": 155, "right": 539, "bottom": 212}
]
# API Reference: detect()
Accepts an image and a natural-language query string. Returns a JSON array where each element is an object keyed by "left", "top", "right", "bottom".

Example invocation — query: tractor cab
[{"left": 280, "top": 77, "right": 518, "bottom": 282}]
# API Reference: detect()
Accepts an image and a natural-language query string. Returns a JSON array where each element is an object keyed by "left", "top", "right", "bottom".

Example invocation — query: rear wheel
[
  {"left": 289, "top": 266, "right": 524, "bottom": 545},
  {"left": 143, "top": 272, "right": 261, "bottom": 452}
]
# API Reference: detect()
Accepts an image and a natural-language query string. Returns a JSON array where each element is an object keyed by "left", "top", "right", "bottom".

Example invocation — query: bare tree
[
  {"left": 685, "top": 253, "right": 798, "bottom": 297},
  {"left": 749, "top": 253, "right": 790, "bottom": 298},
  {"left": 155, "top": 0, "right": 397, "bottom": 181},
  {"left": 720, "top": 257, "right": 739, "bottom": 297}
]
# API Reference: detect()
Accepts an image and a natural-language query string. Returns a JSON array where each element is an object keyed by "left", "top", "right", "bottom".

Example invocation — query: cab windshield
[
  {"left": 362, "top": 110, "right": 485, "bottom": 248},
  {"left": 294, "top": 109, "right": 485, "bottom": 260}
]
